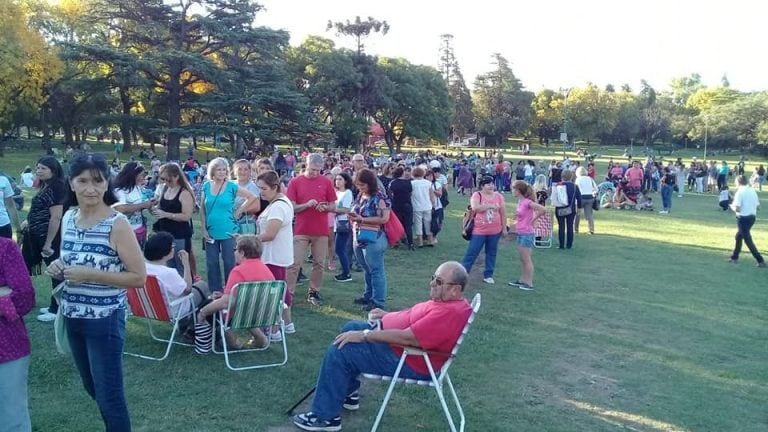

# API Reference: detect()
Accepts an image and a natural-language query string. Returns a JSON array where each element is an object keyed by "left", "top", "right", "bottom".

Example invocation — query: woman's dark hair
[
  {"left": 478, "top": 175, "right": 494, "bottom": 187},
  {"left": 335, "top": 172, "right": 353, "bottom": 190},
  {"left": 68, "top": 153, "right": 118, "bottom": 206},
  {"left": 144, "top": 231, "right": 174, "bottom": 261},
  {"left": 112, "top": 161, "right": 145, "bottom": 191},
  {"left": 356, "top": 168, "right": 378, "bottom": 195},
  {"left": 37, "top": 156, "right": 65, "bottom": 184},
  {"left": 392, "top": 167, "right": 404, "bottom": 178},
  {"left": 256, "top": 170, "right": 280, "bottom": 190},
  {"left": 159, "top": 163, "right": 194, "bottom": 197}
]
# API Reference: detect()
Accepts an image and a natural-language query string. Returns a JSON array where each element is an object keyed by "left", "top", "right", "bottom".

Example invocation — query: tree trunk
[
  {"left": 167, "top": 71, "right": 182, "bottom": 161},
  {"left": 63, "top": 124, "right": 74, "bottom": 148},
  {"left": 40, "top": 103, "right": 52, "bottom": 153},
  {"left": 119, "top": 86, "right": 133, "bottom": 153}
]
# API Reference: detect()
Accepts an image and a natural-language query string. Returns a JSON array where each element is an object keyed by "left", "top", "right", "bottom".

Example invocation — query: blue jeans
[
  {"left": 661, "top": 184, "right": 672, "bottom": 210},
  {"left": 205, "top": 237, "right": 236, "bottom": 292},
  {"left": 353, "top": 233, "right": 388, "bottom": 307},
  {"left": 494, "top": 174, "right": 504, "bottom": 191},
  {"left": 334, "top": 230, "right": 352, "bottom": 276},
  {"left": 66, "top": 309, "right": 131, "bottom": 432},
  {"left": 311, "top": 321, "right": 429, "bottom": 421},
  {"left": 461, "top": 232, "right": 501, "bottom": 278},
  {"left": 0, "top": 355, "right": 30, "bottom": 432}
]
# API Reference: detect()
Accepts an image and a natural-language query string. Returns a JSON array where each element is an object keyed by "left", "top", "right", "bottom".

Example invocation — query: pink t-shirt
[
  {"left": 382, "top": 299, "right": 472, "bottom": 375},
  {"left": 471, "top": 192, "right": 504, "bottom": 235},
  {"left": 286, "top": 175, "right": 337, "bottom": 236},
  {"left": 626, "top": 167, "right": 644, "bottom": 187},
  {"left": 515, "top": 197, "right": 535, "bottom": 234},
  {"left": 224, "top": 258, "right": 275, "bottom": 296}
]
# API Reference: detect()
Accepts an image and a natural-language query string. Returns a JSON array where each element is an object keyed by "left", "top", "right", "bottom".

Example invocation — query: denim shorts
[{"left": 516, "top": 233, "right": 535, "bottom": 248}]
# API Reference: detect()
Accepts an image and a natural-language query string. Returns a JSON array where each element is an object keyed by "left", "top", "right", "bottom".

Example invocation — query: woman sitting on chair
[{"left": 196, "top": 235, "right": 273, "bottom": 349}]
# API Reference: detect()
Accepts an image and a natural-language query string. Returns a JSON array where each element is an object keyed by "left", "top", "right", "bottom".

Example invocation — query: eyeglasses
[{"left": 431, "top": 274, "right": 459, "bottom": 287}]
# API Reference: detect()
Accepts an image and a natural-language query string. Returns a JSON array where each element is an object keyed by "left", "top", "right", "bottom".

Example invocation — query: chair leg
[
  {"left": 443, "top": 374, "right": 464, "bottom": 432},
  {"left": 371, "top": 354, "right": 408, "bottom": 432},
  {"left": 425, "top": 359, "right": 459, "bottom": 432}
]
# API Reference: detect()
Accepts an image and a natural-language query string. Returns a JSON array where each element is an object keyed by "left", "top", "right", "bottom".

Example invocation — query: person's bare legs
[{"left": 518, "top": 246, "right": 534, "bottom": 285}]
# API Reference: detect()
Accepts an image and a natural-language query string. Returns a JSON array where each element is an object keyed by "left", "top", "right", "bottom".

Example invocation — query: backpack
[{"left": 552, "top": 183, "right": 569, "bottom": 207}]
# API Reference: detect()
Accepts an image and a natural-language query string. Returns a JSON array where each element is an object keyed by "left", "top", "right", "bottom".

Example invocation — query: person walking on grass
[
  {"left": 460, "top": 175, "right": 506, "bottom": 284},
  {"left": 659, "top": 167, "right": 675, "bottom": 214},
  {"left": 508, "top": 181, "right": 546, "bottom": 291},
  {"left": 727, "top": 175, "right": 765, "bottom": 267}
]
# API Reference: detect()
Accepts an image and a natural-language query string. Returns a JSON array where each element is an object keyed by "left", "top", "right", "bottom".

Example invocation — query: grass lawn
[{"left": 3, "top": 143, "right": 767, "bottom": 431}]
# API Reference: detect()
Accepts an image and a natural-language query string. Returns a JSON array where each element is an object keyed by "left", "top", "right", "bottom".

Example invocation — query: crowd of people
[{"left": 0, "top": 145, "right": 766, "bottom": 432}]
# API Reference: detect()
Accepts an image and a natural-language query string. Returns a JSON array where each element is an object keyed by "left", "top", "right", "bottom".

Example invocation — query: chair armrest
[
  {"left": 392, "top": 344, "right": 454, "bottom": 358},
  {"left": 169, "top": 292, "right": 194, "bottom": 308}
]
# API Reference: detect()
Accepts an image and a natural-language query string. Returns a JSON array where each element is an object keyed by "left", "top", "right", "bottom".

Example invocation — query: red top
[
  {"left": 224, "top": 258, "right": 275, "bottom": 296},
  {"left": 382, "top": 299, "right": 472, "bottom": 375},
  {"left": 626, "top": 167, "right": 644, "bottom": 187},
  {"left": 0, "top": 238, "right": 35, "bottom": 363},
  {"left": 286, "top": 175, "right": 337, "bottom": 236}
]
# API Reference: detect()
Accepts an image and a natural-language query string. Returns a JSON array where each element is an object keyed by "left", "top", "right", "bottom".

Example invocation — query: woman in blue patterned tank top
[{"left": 46, "top": 153, "right": 145, "bottom": 432}]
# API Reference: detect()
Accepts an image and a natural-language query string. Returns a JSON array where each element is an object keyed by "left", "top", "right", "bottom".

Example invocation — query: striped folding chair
[
  {"left": 363, "top": 293, "right": 481, "bottom": 432},
  {"left": 213, "top": 280, "right": 288, "bottom": 371},
  {"left": 124, "top": 275, "right": 195, "bottom": 361},
  {"left": 534, "top": 210, "right": 553, "bottom": 248}
]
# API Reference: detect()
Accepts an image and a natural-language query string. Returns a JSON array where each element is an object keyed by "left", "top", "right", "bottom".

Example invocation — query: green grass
[{"left": 3, "top": 144, "right": 767, "bottom": 431}]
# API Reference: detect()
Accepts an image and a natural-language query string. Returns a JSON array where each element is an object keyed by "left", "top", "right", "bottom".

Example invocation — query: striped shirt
[{"left": 60, "top": 209, "right": 127, "bottom": 319}]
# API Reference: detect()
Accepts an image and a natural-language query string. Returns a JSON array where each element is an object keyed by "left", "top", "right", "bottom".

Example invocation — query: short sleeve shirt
[
  {"left": 472, "top": 192, "right": 504, "bottom": 235},
  {"left": 224, "top": 258, "right": 275, "bottom": 296},
  {"left": 257, "top": 198, "right": 294, "bottom": 267},
  {"left": 515, "top": 197, "right": 535, "bottom": 234},
  {"left": 286, "top": 175, "right": 337, "bottom": 236},
  {"left": 114, "top": 186, "right": 146, "bottom": 231},
  {"left": 0, "top": 177, "right": 14, "bottom": 227},
  {"left": 145, "top": 262, "right": 190, "bottom": 316},
  {"left": 28, "top": 181, "right": 67, "bottom": 237}
]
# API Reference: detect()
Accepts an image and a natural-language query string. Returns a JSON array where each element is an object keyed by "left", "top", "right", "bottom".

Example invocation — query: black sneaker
[
  {"left": 334, "top": 274, "right": 352, "bottom": 282},
  {"left": 352, "top": 296, "right": 370, "bottom": 305},
  {"left": 293, "top": 412, "right": 341, "bottom": 431},
  {"left": 297, "top": 273, "right": 308, "bottom": 285},
  {"left": 343, "top": 391, "right": 360, "bottom": 411},
  {"left": 308, "top": 291, "right": 323, "bottom": 306}
]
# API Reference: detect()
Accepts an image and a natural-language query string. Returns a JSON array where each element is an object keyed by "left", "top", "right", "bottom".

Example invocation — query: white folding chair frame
[
  {"left": 211, "top": 281, "right": 288, "bottom": 371},
  {"left": 363, "top": 293, "right": 481, "bottom": 432},
  {"left": 125, "top": 293, "right": 196, "bottom": 361}
]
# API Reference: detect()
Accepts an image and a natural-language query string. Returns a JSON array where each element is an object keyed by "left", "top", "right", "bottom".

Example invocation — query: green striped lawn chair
[{"left": 213, "top": 280, "right": 288, "bottom": 371}]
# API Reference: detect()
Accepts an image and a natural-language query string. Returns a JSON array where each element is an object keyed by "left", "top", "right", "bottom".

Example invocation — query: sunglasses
[{"left": 431, "top": 274, "right": 459, "bottom": 287}]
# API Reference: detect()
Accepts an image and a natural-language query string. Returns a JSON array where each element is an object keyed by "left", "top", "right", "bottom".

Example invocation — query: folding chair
[
  {"left": 363, "top": 293, "right": 481, "bottom": 432},
  {"left": 124, "top": 275, "right": 195, "bottom": 361},
  {"left": 212, "top": 280, "right": 288, "bottom": 371},
  {"left": 534, "top": 210, "right": 553, "bottom": 248}
]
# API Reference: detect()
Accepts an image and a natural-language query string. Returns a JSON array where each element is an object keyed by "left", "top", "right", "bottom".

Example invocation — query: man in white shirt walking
[{"left": 727, "top": 175, "right": 765, "bottom": 267}]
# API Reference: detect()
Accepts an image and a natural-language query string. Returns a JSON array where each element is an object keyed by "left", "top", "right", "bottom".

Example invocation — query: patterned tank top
[{"left": 60, "top": 209, "right": 127, "bottom": 319}]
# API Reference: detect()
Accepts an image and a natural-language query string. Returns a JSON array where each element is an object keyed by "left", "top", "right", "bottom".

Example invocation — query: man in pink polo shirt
[
  {"left": 286, "top": 153, "right": 337, "bottom": 306},
  {"left": 292, "top": 261, "right": 472, "bottom": 431}
]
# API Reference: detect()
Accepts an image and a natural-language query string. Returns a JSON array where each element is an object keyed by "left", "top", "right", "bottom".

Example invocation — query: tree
[
  {"left": 530, "top": 89, "right": 563, "bottom": 144},
  {"left": 439, "top": 34, "right": 474, "bottom": 141},
  {"left": 326, "top": 16, "right": 389, "bottom": 56},
  {"left": 565, "top": 83, "right": 618, "bottom": 144},
  {"left": 0, "top": 1, "right": 63, "bottom": 138},
  {"left": 637, "top": 80, "right": 671, "bottom": 147},
  {"left": 373, "top": 58, "right": 451, "bottom": 154},
  {"left": 473, "top": 54, "right": 533, "bottom": 146}
]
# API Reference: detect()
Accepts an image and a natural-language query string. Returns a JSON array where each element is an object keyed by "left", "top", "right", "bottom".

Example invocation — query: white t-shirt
[
  {"left": 574, "top": 176, "right": 597, "bottom": 196},
  {"left": 257, "top": 198, "right": 294, "bottom": 267},
  {"left": 21, "top": 172, "right": 34, "bottom": 188},
  {"left": 114, "top": 187, "right": 146, "bottom": 230},
  {"left": 524, "top": 165, "right": 534, "bottom": 177},
  {"left": 145, "top": 262, "right": 190, "bottom": 316},
  {"left": 335, "top": 189, "right": 353, "bottom": 230},
  {"left": 0, "top": 177, "right": 13, "bottom": 226},
  {"left": 411, "top": 178, "right": 433, "bottom": 212},
  {"left": 432, "top": 181, "right": 443, "bottom": 211},
  {"left": 733, "top": 186, "right": 759, "bottom": 217}
]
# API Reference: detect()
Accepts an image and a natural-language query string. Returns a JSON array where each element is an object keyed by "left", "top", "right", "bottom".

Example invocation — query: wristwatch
[{"left": 362, "top": 329, "right": 370, "bottom": 341}]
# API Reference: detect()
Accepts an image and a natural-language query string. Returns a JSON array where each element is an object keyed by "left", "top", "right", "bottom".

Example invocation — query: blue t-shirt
[{"left": 203, "top": 181, "right": 239, "bottom": 240}]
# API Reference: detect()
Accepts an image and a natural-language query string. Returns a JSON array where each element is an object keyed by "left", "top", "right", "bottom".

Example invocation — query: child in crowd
[
  {"left": 636, "top": 193, "right": 655, "bottom": 211},
  {"left": 718, "top": 186, "right": 732, "bottom": 211}
]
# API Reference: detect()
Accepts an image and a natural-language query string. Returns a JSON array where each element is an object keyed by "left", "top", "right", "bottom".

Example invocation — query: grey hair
[
  {"left": 441, "top": 261, "right": 468, "bottom": 292},
  {"left": 207, "top": 157, "right": 230, "bottom": 180},
  {"left": 736, "top": 174, "right": 747, "bottom": 186},
  {"left": 307, "top": 153, "right": 324, "bottom": 167}
]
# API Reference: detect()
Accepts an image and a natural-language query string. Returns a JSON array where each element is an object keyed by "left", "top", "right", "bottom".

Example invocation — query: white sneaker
[
  {"left": 37, "top": 312, "right": 56, "bottom": 322},
  {"left": 270, "top": 330, "right": 283, "bottom": 342},
  {"left": 658, "top": 210, "right": 668, "bottom": 214},
  {"left": 284, "top": 322, "right": 296, "bottom": 334},
  {"left": 483, "top": 277, "right": 495, "bottom": 284},
  {"left": 39, "top": 307, "right": 50, "bottom": 314}
]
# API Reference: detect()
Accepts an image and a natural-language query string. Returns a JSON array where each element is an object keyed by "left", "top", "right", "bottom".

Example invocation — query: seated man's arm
[{"left": 335, "top": 328, "right": 418, "bottom": 349}]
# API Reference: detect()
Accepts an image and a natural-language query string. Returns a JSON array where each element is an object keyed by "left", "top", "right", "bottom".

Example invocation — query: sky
[{"left": 255, "top": 0, "right": 767, "bottom": 93}]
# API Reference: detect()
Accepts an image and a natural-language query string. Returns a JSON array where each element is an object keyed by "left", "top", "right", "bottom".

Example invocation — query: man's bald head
[{"left": 437, "top": 261, "right": 468, "bottom": 292}]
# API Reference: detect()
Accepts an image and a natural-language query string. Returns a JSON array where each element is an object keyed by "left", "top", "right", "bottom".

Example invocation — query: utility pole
[
  {"left": 703, "top": 115, "right": 709, "bottom": 159},
  {"left": 561, "top": 88, "right": 571, "bottom": 158}
]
